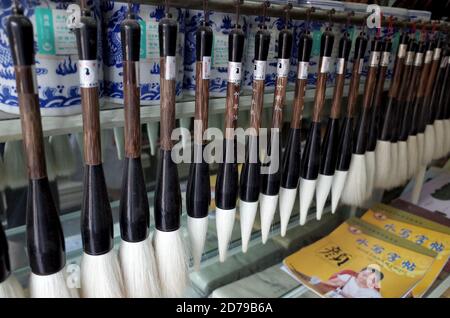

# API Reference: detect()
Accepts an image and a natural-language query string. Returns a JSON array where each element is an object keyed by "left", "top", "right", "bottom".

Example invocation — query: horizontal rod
[{"left": 133, "top": 0, "right": 449, "bottom": 32}]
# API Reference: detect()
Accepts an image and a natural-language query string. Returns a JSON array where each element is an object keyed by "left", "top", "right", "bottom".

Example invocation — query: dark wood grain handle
[
  {"left": 424, "top": 60, "right": 440, "bottom": 98},
  {"left": 271, "top": 76, "right": 289, "bottom": 130},
  {"left": 397, "top": 64, "right": 414, "bottom": 103},
  {"left": 290, "top": 78, "right": 308, "bottom": 129},
  {"left": 160, "top": 57, "right": 176, "bottom": 150},
  {"left": 330, "top": 72, "right": 345, "bottom": 119},
  {"left": 224, "top": 82, "right": 240, "bottom": 140},
  {"left": 311, "top": 58, "right": 328, "bottom": 123},
  {"left": 406, "top": 64, "right": 423, "bottom": 102},
  {"left": 194, "top": 61, "right": 209, "bottom": 145},
  {"left": 388, "top": 57, "right": 406, "bottom": 99},
  {"left": 123, "top": 61, "right": 141, "bottom": 158},
  {"left": 346, "top": 58, "right": 362, "bottom": 118},
  {"left": 372, "top": 65, "right": 388, "bottom": 111},
  {"left": 416, "top": 61, "right": 431, "bottom": 98},
  {"left": 249, "top": 79, "right": 265, "bottom": 134},
  {"left": 362, "top": 65, "right": 379, "bottom": 110},
  {"left": 81, "top": 86, "right": 102, "bottom": 165},
  {"left": 15, "top": 65, "right": 46, "bottom": 179}
]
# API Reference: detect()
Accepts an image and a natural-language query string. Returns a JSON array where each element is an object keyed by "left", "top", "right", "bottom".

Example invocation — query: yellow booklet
[
  {"left": 283, "top": 218, "right": 437, "bottom": 298},
  {"left": 363, "top": 203, "right": 450, "bottom": 297}
]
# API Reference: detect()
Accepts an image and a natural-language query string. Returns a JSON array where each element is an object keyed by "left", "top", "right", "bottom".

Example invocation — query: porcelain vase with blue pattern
[
  {"left": 0, "top": 0, "right": 103, "bottom": 116},
  {"left": 102, "top": 2, "right": 184, "bottom": 105}
]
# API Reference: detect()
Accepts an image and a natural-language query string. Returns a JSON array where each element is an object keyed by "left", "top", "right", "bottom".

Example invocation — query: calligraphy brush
[
  {"left": 118, "top": 4, "right": 161, "bottom": 298},
  {"left": 186, "top": 2, "right": 213, "bottom": 269},
  {"left": 153, "top": 4, "right": 188, "bottom": 297},
  {"left": 239, "top": 1, "right": 270, "bottom": 253},
  {"left": 331, "top": 32, "right": 367, "bottom": 211},
  {"left": 76, "top": 3, "right": 124, "bottom": 298},
  {"left": 394, "top": 38, "right": 417, "bottom": 187},
  {"left": 215, "top": 2, "right": 244, "bottom": 262},
  {"left": 0, "top": 222, "right": 24, "bottom": 297},
  {"left": 374, "top": 32, "right": 409, "bottom": 190},
  {"left": 365, "top": 39, "right": 391, "bottom": 198},
  {"left": 7, "top": 3, "right": 74, "bottom": 297},
  {"left": 278, "top": 30, "right": 310, "bottom": 236},
  {"left": 298, "top": 26, "right": 334, "bottom": 225},
  {"left": 341, "top": 37, "right": 381, "bottom": 207},
  {"left": 403, "top": 40, "right": 426, "bottom": 181},
  {"left": 315, "top": 31, "right": 351, "bottom": 219}
]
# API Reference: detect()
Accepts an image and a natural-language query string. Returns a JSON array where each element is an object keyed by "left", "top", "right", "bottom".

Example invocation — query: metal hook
[
  {"left": 127, "top": 0, "right": 132, "bottom": 17},
  {"left": 260, "top": 1, "right": 270, "bottom": 29},
  {"left": 234, "top": 0, "right": 243, "bottom": 30},
  {"left": 203, "top": 0, "right": 209, "bottom": 25},
  {"left": 306, "top": 7, "right": 315, "bottom": 31},
  {"left": 283, "top": 2, "right": 292, "bottom": 30},
  {"left": 165, "top": 0, "right": 171, "bottom": 18},
  {"left": 327, "top": 9, "right": 335, "bottom": 29}
]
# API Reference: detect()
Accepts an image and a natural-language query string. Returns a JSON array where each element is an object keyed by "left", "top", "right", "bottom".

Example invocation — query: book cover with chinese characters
[
  {"left": 364, "top": 204, "right": 450, "bottom": 297},
  {"left": 283, "top": 218, "right": 437, "bottom": 298}
]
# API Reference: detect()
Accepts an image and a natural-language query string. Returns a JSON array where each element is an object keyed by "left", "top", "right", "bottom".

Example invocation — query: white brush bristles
[
  {"left": 315, "top": 174, "right": 333, "bottom": 221},
  {"left": 445, "top": 120, "right": 450, "bottom": 155},
  {"left": 331, "top": 170, "right": 348, "bottom": 213},
  {"left": 397, "top": 141, "right": 408, "bottom": 186},
  {"left": 279, "top": 187, "right": 297, "bottom": 237},
  {"left": 119, "top": 237, "right": 161, "bottom": 298},
  {"left": 30, "top": 268, "right": 76, "bottom": 298},
  {"left": 423, "top": 124, "right": 435, "bottom": 165},
  {"left": 239, "top": 201, "right": 258, "bottom": 253},
  {"left": 187, "top": 216, "right": 209, "bottom": 270},
  {"left": 259, "top": 194, "right": 278, "bottom": 244},
  {"left": 407, "top": 136, "right": 419, "bottom": 179},
  {"left": 433, "top": 120, "right": 445, "bottom": 160},
  {"left": 365, "top": 151, "right": 375, "bottom": 201},
  {"left": 146, "top": 123, "right": 159, "bottom": 156},
  {"left": 299, "top": 178, "right": 317, "bottom": 226},
  {"left": 374, "top": 140, "right": 391, "bottom": 189},
  {"left": 81, "top": 249, "right": 125, "bottom": 298},
  {"left": 215, "top": 207, "right": 237, "bottom": 263},
  {"left": 50, "top": 134, "right": 77, "bottom": 177},
  {"left": 341, "top": 154, "right": 367, "bottom": 207},
  {"left": 417, "top": 133, "right": 425, "bottom": 168},
  {"left": 4, "top": 140, "right": 28, "bottom": 189},
  {"left": 386, "top": 142, "right": 398, "bottom": 189},
  {"left": 154, "top": 229, "right": 189, "bottom": 297},
  {"left": 0, "top": 275, "right": 25, "bottom": 298}
]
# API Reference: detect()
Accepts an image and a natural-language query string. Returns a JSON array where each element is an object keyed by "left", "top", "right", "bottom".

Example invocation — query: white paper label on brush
[
  {"left": 320, "top": 56, "right": 331, "bottom": 73},
  {"left": 336, "top": 58, "right": 345, "bottom": 75},
  {"left": 202, "top": 56, "right": 211, "bottom": 80},
  {"left": 433, "top": 48, "right": 442, "bottom": 61},
  {"left": 253, "top": 60, "right": 267, "bottom": 80},
  {"left": 381, "top": 52, "right": 390, "bottom": 67},
  {"left": 31, "top": 65, "right": 38, "bottom": 94},
  {"left": 441, "top": 56, "right": 449, "bottom": 68},
  {"left": 414, "top": 52, "right": 424, "bottom": 67},
  {"left": 398, "top": 44, "right": 407, "bottom": 58},
  {"left": 425, "top": 50, "right": 433, "bottom": 64},
  {"left": 228, "top": 61, "right": 242, "bottom": 83},
  {"left": 358, "top": 58, "right": 364, "bottom": 74},
  {"left": 405, "top": 52, "right": 414, "bottom": 66},
  {"left": 78, "top": 60, "right": 98, "bottom": 88},
  {"left": 277, "top": 58, "right": 289, "bottom": 77},
  {"left": 369, "top": 51, "right": 381, "bottom": 67},
  {"left": 165, "top": 56, "right": 176, "bottom": 80},
  {"left": 298, "top": 61, "right": 309, "bottom": 79}
]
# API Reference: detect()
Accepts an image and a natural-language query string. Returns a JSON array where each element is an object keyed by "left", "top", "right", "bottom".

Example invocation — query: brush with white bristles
[
  {"left": 7, "top": 4, "right": 76, "bottom": 297},
  {"left": 186, "top": 12, "right": 213, "bottom": 268},
  {"left": 75, "top": 4, "right": 124, "bottom": 298},
  {"left": 118, "top": 7, "right": 161, "bottom": 298},
  {"left": 214, "top": 10, "right": 245, "bottom": 261},
  {"left": 278, "top": 26, "right": 309, "bottom": 236},
  {"left": 341, "top": 34, "right": 375, "bottom": 209},
  {"left": 299, "top": 27, "right": 334, "bottom": 225},
  {"left": 153, "top": 8, "right": 189, "bottom": 297},
  {"left": 239, "top": 9, "right": 270, "bottom": 252},
  {"left": 0, "top": 223, "right": 25, "bottom": 298}
]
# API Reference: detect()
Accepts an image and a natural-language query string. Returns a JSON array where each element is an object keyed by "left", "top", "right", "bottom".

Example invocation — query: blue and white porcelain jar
[
  {"left": 183, "top": 10, "right": 247, "bottom": 97},
  {"left": 296, "top": 0, "right": 345, "bottom": 88},
  {"left": 102, "top": 2, "right": 185, "bottom": 105},
  {"left": 0, "top": 0, "right": 103, "bottom": 116}
]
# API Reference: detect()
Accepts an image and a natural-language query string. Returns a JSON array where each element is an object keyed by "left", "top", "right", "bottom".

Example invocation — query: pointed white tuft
[
  {"left": 259, "top": 193, "right": 278, "bottom": 244},
  {"left": 423, "top": 124, "right": 435, "bottom": 165},
  {"left": 331, "top": 170, "right": 348, "bottom": 214},
  {"left": 81, "top": 250, "right": 125, "bottom": 298},
  {"left": 279, "top": 187, "right": 297, "bottom": 237},
  {"left": 341, "top": 154, "right": 367, "bottom": 207},
  {"left": 365, "top": 151, "right": 376, "bottom": 201},
  {"left": 407, "top": 136, "right": 419, "bottom": 179},
  {"left": 215, "top": 208, "right": 236, "bottom": 262},
  {"left": 397, "top": 141, "right": 408, "bottom": 186},
  {"left": 386, "top": 142, "right": 399, "bottom": 189},
  {"left": 239, "top": 201, "right": 258, "bottom": 253},
  {"left": 154, "top": 229, "right": 189, "bottom": 297},
  {"left": 187, "top": 216, "right": 209, "bottom": 270},
  {"left": 416, "top": 133, "right": 425, "bottom": 169},
  {"left": 119, "top": 237, "right": 161, "bottom": 298},
  {"left": 30, "top": 268, "right": 78, "bottom": 298},
  {"left": 315, "top": 174, "right": 333, "bottom": 221},
  {"left": 433, "top": 120, "right": 445, "bottom": 160},
  {"left": 374, "top": 140, "right": 391, "bottom": 189},
  {"left": 299, "top": 178, "right": 317, "bottom": 226},
  {"left": 0, "top": 275, "right": 25, "bottom": 298},
  {"left": 411, "top": 165, "right": 426, "bottom": 205}
]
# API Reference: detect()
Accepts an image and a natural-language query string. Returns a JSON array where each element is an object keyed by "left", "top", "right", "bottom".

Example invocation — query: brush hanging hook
[
  {"left": 127, "top": 0, "right": 132, "bottom": 17},
  {"left": 344, "top": 11, "right": 354, "bottom": 37},
  {"left": 327, "top": 9, "right": 335, "bottom": 29},
  {"left": 360, "top": 13, "right": 369, "bottom": 35},
  {"left": 165, "top": 0, "right": 172, "bottom": 18},
  {"left": 260, "top": 1, "right": 270, "bottom": 29},
  {"left": 388, "top": 16, "right": 394, "bottom": 39},
  {"left": 234, "top": 0, "right": 243, "bottom": 30},
  {"left": 283, "top": 2, "right": 292, "bottom": 30},
  {"left": 203, "top": 0, "right": 209, "bottom": 25},
  {"left": 305, "top": 7, "right": 314, "bottom": 32}
]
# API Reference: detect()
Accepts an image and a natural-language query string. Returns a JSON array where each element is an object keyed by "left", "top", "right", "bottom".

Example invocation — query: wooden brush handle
[
  {"left": 424, "top": 55, "right": 441, "bottom": 98},
  {"left": 290, "top": 78, "right": 308, "bottom": 129},
  {"left": 311, "top": 59, "right": 328, "bottom": 123},
  {"left": 362, "top": 60, "right": 379, "bottom": 110},
  {"left": 271, "top": 76, "right": 289, "bottom": 130},
  {"left": 81, "top": 86, "right": 102, "bottom": 165},
  {"left": 224, "top": 82, "right": 241, "bottom": 139},
  {"left": 405, "top": 54, "right": 424, "bottom": 102},
  {"left": 346, "top": 58, "right": 363, "bottom": 118},
  {"left": 160, "top": 57, "right": 176, "bottom": 150},
  {"left": 388, "top": 36, "right": 409, "bottom": 99},
  {"left": 194, "top": 61, "right": 210, "bottom": 144},
  {"left": 416, "top": 51, "right": 433, "bottom": 98},
  {"left": 15, "top": 66, "right": 47, "bottom": 179},
  {"left": 397, "top": 63, "right": 415, "bottom": 103},
  {"left": 250, "top": 79, "right": 265, "bottom": 133},
  {"left": 123, "top": 61, "right": 141, "bottom": 158},
  {"left": 330, "top": 72, "right": 345, "bottom": 119}
]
